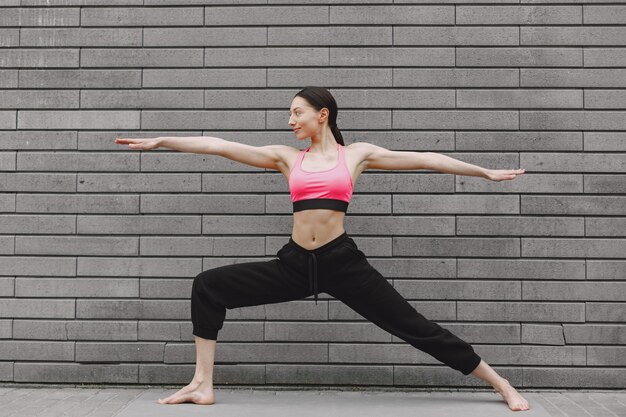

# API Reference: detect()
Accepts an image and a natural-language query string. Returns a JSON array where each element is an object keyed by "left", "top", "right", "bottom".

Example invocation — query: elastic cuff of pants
[
  {"left": 461, "top": 353, "right": 482, "bottom": 376},
  {"left": 192, "top": 325, "right": 218, "bottom": 340}
]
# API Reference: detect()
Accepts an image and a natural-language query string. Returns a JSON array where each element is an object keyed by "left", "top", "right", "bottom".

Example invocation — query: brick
[
  {"left": 18, "top": 110, "right": 140, "bottom": 129},
  {"left": 15, "top": 194, "right": 139, "bottom": 215},
  {"left": 205, "top": 5, "right": 329, "bottom": 25},
  {"left": 216, "top": 342, "right": 328, "bottom": 363},
  {"left": 564, "top": 324, "right": 626, "bottom": 344},
  {"left": 267, "top": 364, "right": 393, "bottom": 385},
  {"left": 76, "top": 342, "right": 164, "bottom": 362},
  {"left": 585, "top": 90, "right": 626, "bottom": 108},
  {"left": 394, "top": 236, "right": 520, "bottom": 257},
  {"left": 270, "top": 26, "right": 391, "bottom": 46},
  {"left": 522, "top": 69, "right": 626, "bottom": 87},
  {"left": 81, "top": 48, "right": 203, "bottom": 68},
  {"left": 457, "top": 5, "right": 581, "bottom": 25},
  {"left": 0, "top": 49, "right": 78, "bottom": 67},
  {"left": 394, "top": 110, "right": 518, "bottom": 130},
  {"left": 587, "top": 347, "right": 626, "bottom": 366},
  {"left": 524, "top": 367, "right": 626, "bottom": 388},
  {"left": 144, "top": 27, "right": 266, "bottom": 47},
  {"left": 17, "top": 151, "right": 139, "bottom": 171},
  {"left": 522, "top": 152, "right": 626, "bottom": 171},
  {"left": 334, "top": 5, "right": 453, "bottom": 24},
  {"left": 395, "top": 26, "right": 518, "bottom": 45},
  {"left": 76, "top": 173, "right": 201, "bottom": 192},
  {"left": 0, "top": 111, "right": 15, "bottom": 129},
  {"left": 395, "top": 68, "right": 518, "bottom": 87},
  {"left": 20, "top": 28, "right": 142, "bottom": 47},
  {"left": 585, "top": 132, "right": 615, "bottom": 150},
  {"left": 522, "top": 238, "right": 626, "bottom": 258},
  {"left": 521, "top": 196, "right": 626, "bottom": 215},
  {"left": 585, "top": 217, "right": 626, "bottom": 236},
  {"left": 0, "top": 29, "right": 19, "bottom": 47},
  {"left": 458, "top": 301, "right": 585, "bottom": 322},
  {"left": 0, "top": 8, "right": 79, "bottom": 27},
  {"left": 458, "top": 259, "right": 585, "bottom": 280},
  {"left": 0, "top": 173, "right": 76, "bottom": 192},
  {"left": 146, "top": 68, "right": 264, "bottom": 88},
  {"left": 0, "top": 90, "right": 78, "bottom": 108},
  {"left": 521, "top": 324, "right": 566, "bottom": 345},
  {"left": 19, "top": 69, "right": 141, "bottom": 88},
  {"left": 456, "top": 47, "right": 583, "bottom": 67},
  {"left": 23, "top": 0, "right": 142, "bottom": 4},
  {"left": 0, "top": 69, "right": 17, "bottom": 87},
  {"left": 0, "top": 278, "right": 13, "bottom": 297},
  {"left": 457, "top": 131, "right": 582, "bottom": 151},
  {"left": 14, "top": 363, "right": 137, "bottom": 383},
  {"left": 458, "top": 88, "right": 581, "bottom": 108},
  {"left": 587, "top": 259, "right": 626, "bottom": 280},
  {"left": 457, "top": 216, "right": 584, "bottom": 236},
  {"left": 520, "top": 110, "right": 626, "bottom": 130},
  {"left": 584, "top": 5, "right": 626, "bottom": 24},
  {"left": 15, "top": 277, "right": 139, "bottom": 297},
  {"left": 586, "top": 303, "right": 626, "bottom": 322},
  {"left": 0, "top": 341, "right": 73, "bottom": 361},
  {"left": 333, "top": 48, "right": 454, "bottom": 67},
  {"left": 394, "top": 194, "right": 519, "bottom": 215},
  {"left": 523, "top": 281, "right": 626, "bottom": 301},
  {"left": 141, "top": 235, "right": 263, "bottom": 256},
  {"left": 141, "top": 109, "right": 265, "bottom": 129},
  {"left": 396, "top": 279, "right": 521, "bottom": 300},
  {"left": 585, "top": 48, "right": 626, "bottom": 67},
  {"left": 81, "top": 7, "right": 203, "bottom": 26},
  {"left": 522, "top": 27, "right": 626, "bottom": 45},
  {"left": 0, "top": 298, "right": 75, "bottom": 318},
  {"left": 76, "top": 299, "right": 190, "bottom": 320}
]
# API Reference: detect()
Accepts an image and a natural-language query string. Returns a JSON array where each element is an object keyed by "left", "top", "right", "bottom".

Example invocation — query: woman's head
[{"left": 289, "top": 86, "right": 344, "bottom": 146}]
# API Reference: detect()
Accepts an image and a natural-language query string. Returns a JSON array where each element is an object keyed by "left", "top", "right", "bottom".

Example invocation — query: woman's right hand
[{"left": 115, "top": 137, "right": 162, "bottom": 150}]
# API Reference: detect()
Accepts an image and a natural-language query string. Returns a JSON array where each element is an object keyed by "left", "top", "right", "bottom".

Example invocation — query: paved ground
[{"left": 1, "top": 385, "right": 625, "bottom": 417}]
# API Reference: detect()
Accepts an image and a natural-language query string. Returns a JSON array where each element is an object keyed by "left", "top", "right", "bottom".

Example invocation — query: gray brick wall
[{"left": 0, "top": 1, "right": 624, "bottom": 389}]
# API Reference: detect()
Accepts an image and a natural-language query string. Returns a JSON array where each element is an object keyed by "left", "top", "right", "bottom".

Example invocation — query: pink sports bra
[{"left": 289, "top": 143, "right": 354, "bottom": 213}]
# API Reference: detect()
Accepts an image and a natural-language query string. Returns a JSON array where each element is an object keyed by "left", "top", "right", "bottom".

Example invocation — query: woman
[{"left": 116, "top": 86, "right": 529, "bottom": 411}]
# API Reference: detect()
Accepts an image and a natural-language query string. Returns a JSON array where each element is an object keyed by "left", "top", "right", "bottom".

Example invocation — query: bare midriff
[{"left": 291, "top": 210, "right": 346, "bottom": 250}]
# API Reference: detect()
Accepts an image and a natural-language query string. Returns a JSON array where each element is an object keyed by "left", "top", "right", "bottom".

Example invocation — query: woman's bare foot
[
  {"left": 156, "top": 379, "right": 215, "bottom": 405},
  {"left": 495, "top": 378, "right": 530, "bottom": 411}
]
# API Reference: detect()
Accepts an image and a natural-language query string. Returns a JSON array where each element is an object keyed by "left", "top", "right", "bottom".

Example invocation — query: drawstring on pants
[
  {"left": 287, "top": 231, "right": 349, "bottom": 306},
  {"left": 307, "top": 252, "right": 318, "bottom": 305}
]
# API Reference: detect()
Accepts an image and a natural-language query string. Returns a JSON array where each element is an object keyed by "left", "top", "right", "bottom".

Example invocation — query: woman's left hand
[{"left": 485, "top": 168, "right": 526, "bottom": 182}]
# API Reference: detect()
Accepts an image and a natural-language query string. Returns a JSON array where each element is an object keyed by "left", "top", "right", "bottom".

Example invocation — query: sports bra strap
[{"left": 293, "top": 147, "right": 308, "bottom": 174}]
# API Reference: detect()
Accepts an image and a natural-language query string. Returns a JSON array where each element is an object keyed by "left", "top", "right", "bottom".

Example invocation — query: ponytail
[{"left": 330, "top": 123, "right": 344, "bottom": 146}]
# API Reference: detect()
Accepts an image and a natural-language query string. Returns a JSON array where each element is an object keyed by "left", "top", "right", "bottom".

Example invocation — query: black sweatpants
[{"left": 191, "top": 231, "right": 482, "bottom": 376}]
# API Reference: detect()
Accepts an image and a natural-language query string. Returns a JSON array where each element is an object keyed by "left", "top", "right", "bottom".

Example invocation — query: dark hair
[{"left": 293, "top": 86, "right": 344, "bottom": 146}]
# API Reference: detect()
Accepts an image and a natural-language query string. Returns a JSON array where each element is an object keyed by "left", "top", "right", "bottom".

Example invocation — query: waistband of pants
[
  {"left": 287, "top": 231, "right": 349, "bottom": 255},
  {"left": 287, "top": 231, "right": 349, "bottom": 305}
]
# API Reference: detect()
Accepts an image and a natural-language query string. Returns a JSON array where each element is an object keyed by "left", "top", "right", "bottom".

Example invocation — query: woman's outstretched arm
[
  {"left": 361, "top": 142, "right": 525, "bottom": 182},
  {"left": 115, "top": 135, "right": 219, "bottom": 154},
  {"left": 115, "top": 136, "right": 293, "bottom": 171}
]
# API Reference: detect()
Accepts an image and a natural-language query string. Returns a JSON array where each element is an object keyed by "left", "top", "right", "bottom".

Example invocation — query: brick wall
[{"left": 0, "top": 1, "right": 624, "bottom": 389}]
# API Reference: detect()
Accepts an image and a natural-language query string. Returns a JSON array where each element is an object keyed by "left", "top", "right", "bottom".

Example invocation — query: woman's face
[{"left": 288, "top": 97, "right": 327, "bottom": 141}]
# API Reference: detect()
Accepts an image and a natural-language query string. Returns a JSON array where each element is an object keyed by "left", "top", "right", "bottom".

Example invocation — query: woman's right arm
[
  {"left": 158, "top": 135, "right": 222, "bottom": 154},
  {"left": 115, "top": 136, "right": 292, "bottom": 171},
  {"left": 115, "top": 135, "right": 223, "bottom": 153}
]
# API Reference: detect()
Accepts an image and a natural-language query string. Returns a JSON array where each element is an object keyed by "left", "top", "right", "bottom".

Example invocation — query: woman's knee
[{"left": 193, "top": 267, "right": 225, "bottom": 294}]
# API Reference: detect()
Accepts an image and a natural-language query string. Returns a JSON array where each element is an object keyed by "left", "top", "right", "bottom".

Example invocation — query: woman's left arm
[{"left": 362, "top": 142, "right": 526, "bottom": 182}]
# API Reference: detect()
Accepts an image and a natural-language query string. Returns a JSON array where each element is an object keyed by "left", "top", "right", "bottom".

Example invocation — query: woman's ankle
[
  {"left": 494, "top": 377, "right": 511, "bottom": 392},
  {"left": 192, "top": 376, "right": 212, "bottom": 385}
]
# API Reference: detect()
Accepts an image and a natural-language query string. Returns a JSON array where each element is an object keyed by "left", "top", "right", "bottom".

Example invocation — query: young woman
[{"left": 116, "top": 86, "right": 529, "bottom": 411}]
